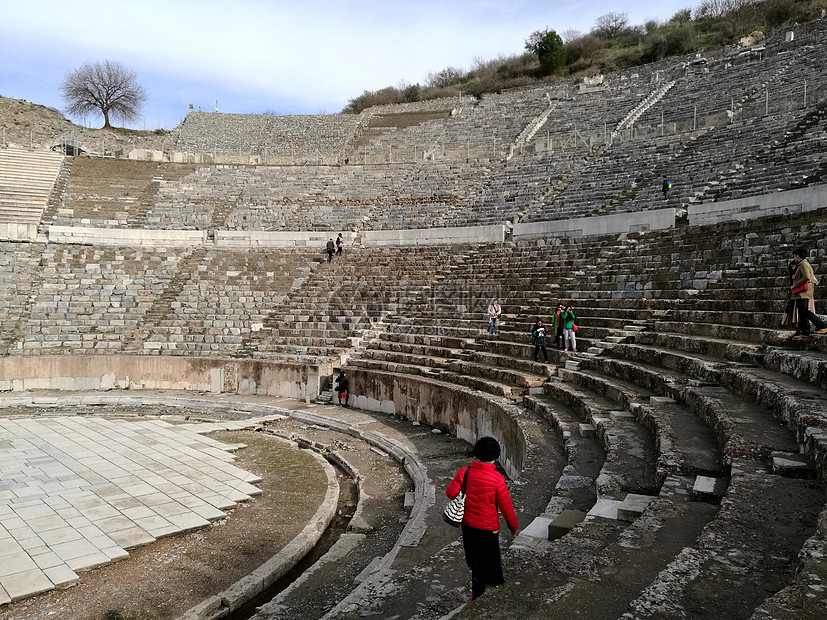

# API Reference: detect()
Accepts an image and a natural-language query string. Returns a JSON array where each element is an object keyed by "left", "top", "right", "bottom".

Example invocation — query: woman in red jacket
[{"left": 446, "top": 436, "right": 519, "bottom": 600}]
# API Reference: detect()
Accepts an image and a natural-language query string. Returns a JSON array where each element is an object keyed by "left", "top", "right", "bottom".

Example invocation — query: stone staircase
[
  {"left": 37, "top": 156, "right": 72, "bottom": 234},
  {"left": 614, "top": 79, "right": 678, "bottom": 134},
  {"left": 507, "top": 97, "right": 556, "bottom": 161},
  {"left": 0, "top": 147, "right": 63, "bottom": 224},
  {"left": 122, "top": 247, "right": 208, "bottom": 352}
]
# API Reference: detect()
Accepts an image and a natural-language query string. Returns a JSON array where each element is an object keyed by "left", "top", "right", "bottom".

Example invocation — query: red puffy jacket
[{"left": 446, "top": 461, "right": 518, "bottom": 533}]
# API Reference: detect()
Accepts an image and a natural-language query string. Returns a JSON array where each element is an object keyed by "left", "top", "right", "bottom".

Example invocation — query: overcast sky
[{"left": 1, "top": 0, "right": 696, "bottom": 130}]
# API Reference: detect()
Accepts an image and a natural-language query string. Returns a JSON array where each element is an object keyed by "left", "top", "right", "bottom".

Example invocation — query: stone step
[
  {"left": 524, "top": 394, "right": 605, "bottom": 513},
  {"left": 542, "top": 378, "right": 659, "bottom": 496},
  {"left": 626, "top": 459, "right": 824, "bottom": 619},
  {"left": 585, "top": 355, "right": 802, "bottom": 462}
]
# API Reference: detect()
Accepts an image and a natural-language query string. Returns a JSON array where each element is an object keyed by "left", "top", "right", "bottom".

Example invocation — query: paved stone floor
[{"left": 0, "top": 412, "right": 282, "bottom": 605}]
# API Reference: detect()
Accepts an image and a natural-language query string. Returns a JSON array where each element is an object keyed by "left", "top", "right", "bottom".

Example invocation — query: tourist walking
[
  {"left": 532, "top": 319, "right": 550, "bottom": 363},
  {"left": 487, "top": 300, "right": 502, "bottom": 336},
  {"left": 782, "top": 259, "right": 806, "bottom": 329},
  {"left": 446, "top": 437, "right": 518, "bottom": 601},
  {"left": 790, "top": 248, "right": 827, "bottom": 340},
  {"left": 326, "top": 239, "right": 335, "bottom": 262},
  {"left": 552, "top": 303, "right": 565, "bottom": 350},
  {"left": 662, "top": 176, "right": 671, "bottom": 200},
  {"left": 562, "top": 306, "right": 577, "bottom": 352},
  {"left": 336, "top": 233, "right": 344, "bottom": 256},
  {"left": 335, "top": 371, "right": 349, "bottom": 406}
]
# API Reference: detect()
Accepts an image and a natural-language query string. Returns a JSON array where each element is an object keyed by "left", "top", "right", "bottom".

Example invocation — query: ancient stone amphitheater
[{"left": 1, "top": 19, "right": 827, "bottom": 620}]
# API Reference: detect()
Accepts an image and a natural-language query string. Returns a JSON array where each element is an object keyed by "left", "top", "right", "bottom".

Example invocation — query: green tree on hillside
[
  {"left": 61, "top": 60, "right": 146, "bottom": 129},
  {"left": 527, "top": 30, "right": 566, "bottom": 75}
]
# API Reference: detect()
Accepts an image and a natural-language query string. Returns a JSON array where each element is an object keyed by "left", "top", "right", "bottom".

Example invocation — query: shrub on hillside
[
  {"left": 426, "top": 67, "right": 466, "bottom": 88},
  {"left": 565, "top": 34, "right": 605, "bottom": 66},
  {"left": 403, "top": 84, "right": 422, "bottom": 103}
]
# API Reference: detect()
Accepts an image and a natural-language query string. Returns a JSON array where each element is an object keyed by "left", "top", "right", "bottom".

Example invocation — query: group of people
[
  {"left": 423, "top": 251, "right": 827, "bottom": 606},
  {"left": 783, "top": 247, "right": 827, "bottom": 338},
  {"left": 325, "top": 233, "right": 345, "bottom": 262},
  {"left": 445, "top": 250, "right": 826, "bottom": 603},
  {"left": 487, "top": 300, "right": 578, "bottom": 359},
  {"left": 531, "top": 304, "right": 577, "bottom": 361}
]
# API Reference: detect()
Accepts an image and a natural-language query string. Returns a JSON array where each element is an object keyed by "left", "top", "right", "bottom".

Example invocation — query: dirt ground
[{"left": 1, "top": 428, "right": 331, "bottom": 620}]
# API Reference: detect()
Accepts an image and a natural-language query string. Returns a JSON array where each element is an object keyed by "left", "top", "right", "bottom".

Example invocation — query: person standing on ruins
[
  {"left": 326, "top": 239, "right": 335, "bottom": 262},
  {"left": 487, "top": 299, "right": 502, "bottom": 336},
  {"left": 790, "top": 248, "right": 827, "bottom": 340},
  {"left": 446, "top": 436, "right": 518, "bottom": 601},
  {"left": 662, "top": 175, "right": 671, "bottom": 200},
  {"left": 335, "top": 370, "right": 349, "bottom": 406},
  {"left": 336, "top": 233, "right": 344, "bottom": 257},
  {"left": 552, "top": 303, "right": 565, "bottom": 350},
  {"left": 562, "top": 306, "right": 577, "bottom": 352},
  {"left": 532, "top": 319, "right": 550, "bottom": 363}
]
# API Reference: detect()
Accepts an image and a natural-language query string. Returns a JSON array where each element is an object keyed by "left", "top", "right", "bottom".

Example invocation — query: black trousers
[
  {"left": 534, "top": 341, "right": 548, "bottom": 362},
  {"left": 461, "top": 525, "right": 504, "bottom": 599},
  {"left": 794, "top": 298, "right": 825, "bottom": 334}
]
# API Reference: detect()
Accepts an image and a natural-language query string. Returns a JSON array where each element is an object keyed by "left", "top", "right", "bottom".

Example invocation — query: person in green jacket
[{"left": 562, "top": 306, "right": 577, "bottom": 352}]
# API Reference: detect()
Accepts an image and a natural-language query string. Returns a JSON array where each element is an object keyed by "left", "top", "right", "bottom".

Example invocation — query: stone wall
[
  {"left": 0, "top": 355, "right": 328, "bottom": 398},
  {"left": 347, "top": 368, "right": 525, "bottom": 480}
]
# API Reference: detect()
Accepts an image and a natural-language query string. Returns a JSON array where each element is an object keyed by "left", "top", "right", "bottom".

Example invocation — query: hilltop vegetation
[{"left": 343, "top": 0, "right": 827, "bottom": 113}]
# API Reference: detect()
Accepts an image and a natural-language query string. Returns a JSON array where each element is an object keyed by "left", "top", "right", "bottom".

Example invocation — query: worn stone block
[
  {"left": 586, "top": 497, "right": 622, "bottom": 521},
  {"left": 770, "top": 452, "right": 816, "bottom": 479},
  {"left": 548, "top": 510, "right": 587, "bottom": 540},
  {"left": 609, "top": 410, "right": 635, "bottom": 422},
  {"left": 692, "top": 475, "right": 728, "bottom": 498}
]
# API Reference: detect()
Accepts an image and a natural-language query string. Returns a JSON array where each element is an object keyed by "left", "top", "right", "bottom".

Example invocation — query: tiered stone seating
[
  {"left": 55, "top": 158, "right": 196, "bottom": 228},
  {"left": 147, "top": 163, "right": 485, "bottom": 231},
  {"left": 168, "top": 112, "right": 363, "bottom": 164},
  {"left": 0, "top": 147, "right": 63, "bottom": 223},
  {"left": 351, "top": 90, "right": 550, "bottom": 163},
  {"left": 19, "top": 245, "right": 184, "bottom": 354},
  {"left": 635, "top": 21, "right": 827, "bottom": 130},
  {"left": 125, "top": 249, "right": 322, "bottom": 355},
  {"left": 521, "top": 132, "right": 687, "bottom": 222},
  {"left": 0, "top": 241, "right": 46, "bottom": 354},
  {"left": 0, "top": 207, "right": 825, "bottom": 617},
  {"left": 37, "top": 20, "right": 824, "bottom": 234},
  {"left": 337, "top": 207, "right": 827, "bottom": 618},
  {"left": 3, "top": 21, "right": 827, "bottom": 616},
  {"left": 238, "top": 248, "right": 450, "bottom": 362},
  {"left": 522, "top": 102, "right": 825, "bottom": 222}
]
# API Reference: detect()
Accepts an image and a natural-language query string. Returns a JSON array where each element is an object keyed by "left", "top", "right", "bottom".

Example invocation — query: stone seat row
[{"left": 344, "top": 225, "right": 826, "bottom": 613}]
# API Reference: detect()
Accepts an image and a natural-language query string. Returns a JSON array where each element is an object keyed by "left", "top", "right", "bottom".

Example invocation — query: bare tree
[
  {"left": 594, "top": 12, "right": 629, "bottom": 39},
  {"left": 426, "top": 66, "right": 465, "bottom": 88},
  {"left": 561, "top": 29, "right": 583, "bottom": 43},
  {"left": 61, "top": 60, "right": 146, "bottom": 128}
]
